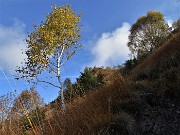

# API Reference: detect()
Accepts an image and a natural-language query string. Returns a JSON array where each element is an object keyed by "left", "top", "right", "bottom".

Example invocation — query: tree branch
[
  {"left": 60, "top": 57, "right": 69, "bottom": 67},
  {"left": 37, "top": 80, "right": 61, "bottom": 89},
  {"left": 60, "top": 51, "right": 75, "bottom": 67},
  {"left": 49, "top": 64, "right": 57, "bottom": 74}
]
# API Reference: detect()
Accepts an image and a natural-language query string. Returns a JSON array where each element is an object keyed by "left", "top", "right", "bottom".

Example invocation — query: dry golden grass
[
  {"left": 40, "top": 73, "right": 135, "bottom": 135},
  {"left": 0, "top": 72, "right": 136, "bottom": 135},
  {"left": 129, "top": 32, "right": 180, "bottom": 80},
  {"left": 126, "top": 32, "right": 180, "bottom": 102}
]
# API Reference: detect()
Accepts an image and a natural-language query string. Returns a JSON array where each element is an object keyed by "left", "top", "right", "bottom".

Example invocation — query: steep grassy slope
[
  {"left": 129, "top": 32, "right": 180, "bottom": 100},
  {"left": 41, "top": 73, "right": 136, "bottom": 135},
  {"left": 34, "top": 32, "right": 180, "bottom": 135},
  {"left": 125, "top": 32, "right": 180, "bottom": 135}
]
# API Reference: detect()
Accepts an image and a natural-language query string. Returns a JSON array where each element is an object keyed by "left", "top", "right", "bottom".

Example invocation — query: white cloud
[
  {"left": 0, "top": 20, "right": 27, "bottom": 73},
  {"left": 91, "top": 23, "right": 130, "bottom": 67},
  {"left": 166, "top": 18, "right": 173, "bottom": 27}
]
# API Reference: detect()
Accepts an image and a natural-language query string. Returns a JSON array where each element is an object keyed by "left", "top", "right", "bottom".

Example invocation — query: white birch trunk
[{"left": 57, "top": 46, "right": 65, "bottom": 109}]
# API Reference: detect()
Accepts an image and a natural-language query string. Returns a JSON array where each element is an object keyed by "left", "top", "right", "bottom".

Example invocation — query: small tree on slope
[{"left": 16, "top": 4, "right": 82, "bottom": 108}]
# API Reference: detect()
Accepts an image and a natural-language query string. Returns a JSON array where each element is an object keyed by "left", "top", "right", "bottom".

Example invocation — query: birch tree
[
  {"left": 16, "top": 4, "right": 81, "bottom": 108},
  {"left": 128, "top": 11, "right": 170, "bottom": 59},
  {"left": 13, "top": 88, "right": 44, "bottom": 114}
]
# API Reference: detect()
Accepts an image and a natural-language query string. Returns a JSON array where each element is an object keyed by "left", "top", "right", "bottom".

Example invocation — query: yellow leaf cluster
[{"left": 25, "top": 4, "right": 81, "bottom": 71}]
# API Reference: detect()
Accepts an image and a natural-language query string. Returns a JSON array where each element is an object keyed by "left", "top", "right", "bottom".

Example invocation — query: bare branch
[
  {"left": 49, "top": 64, "right": 57, "bottom": 74},
  {"left": 37, "top": 80, "right": 61, "bottom": 89},
  {"left": 49, "top": 61, "right": 58, "bottom": 68},
  {"left": 60, "top": 57, "right": 69, "bottom": 67}
]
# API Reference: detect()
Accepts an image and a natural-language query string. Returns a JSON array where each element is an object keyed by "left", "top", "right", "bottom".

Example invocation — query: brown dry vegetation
[
  {"left": 0, "top": 32, "right": 180, "bottom": 135},
  {"left": 129, "top": 32, "right": 180, "bottom": 81},
  {"left": 41, "top": 73, "right": 135, "bottom": 135},
  {"left": 128, "top": 32, "right": 180, "bottom": 101}
]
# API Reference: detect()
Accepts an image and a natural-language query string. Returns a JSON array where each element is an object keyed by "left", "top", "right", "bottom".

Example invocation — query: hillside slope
[
  {"left": 3, "top": 32, "right": 179, "bottom": 135},
  {"left": 126, "top": 32, "right": 180, "bottom": 135},
  {"left": 43, "top": 32, "right": 180, "bottom": 135},
  {"left": 129, "top": 32, "right": 180, "bottom": 99}
]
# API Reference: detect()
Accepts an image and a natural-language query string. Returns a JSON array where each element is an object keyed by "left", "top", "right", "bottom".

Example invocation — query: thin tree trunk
[{"left": 57, "top": 46, "right": 65, "bottom": 109}]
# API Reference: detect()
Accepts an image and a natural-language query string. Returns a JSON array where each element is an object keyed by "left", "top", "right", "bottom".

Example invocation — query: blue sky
[{"left": 0, "top": 0, "right": 179, "bottom": 103}]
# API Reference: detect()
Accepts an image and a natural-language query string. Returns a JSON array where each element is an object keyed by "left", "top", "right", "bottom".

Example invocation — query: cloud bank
[
  {"left": 91, "top": 23, "right": 130, "bottom": 67},
  {"left": 0, "top": 20, "right": 27, "bottom": 72}
]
